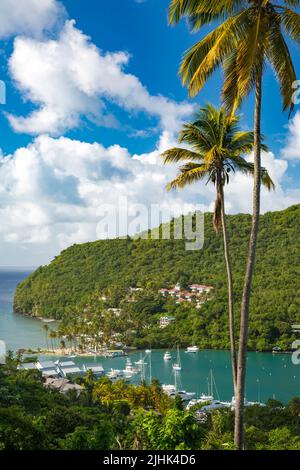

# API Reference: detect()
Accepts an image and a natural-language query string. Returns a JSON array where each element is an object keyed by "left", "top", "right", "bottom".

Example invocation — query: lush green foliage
[
  {"left": 14, "top": 205, "right": 300, "bottom": 351},
  {"left": 0, "top": 362, "right": 300, "bottom": 450}
]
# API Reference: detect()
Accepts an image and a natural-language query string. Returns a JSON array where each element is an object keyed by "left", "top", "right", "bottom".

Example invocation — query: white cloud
[
  {"left": 0, "top": 0, "right": 64, "bottom": 39},
  {"left": 222, "top": 152, "right": 299, "bottom": 214},
  {"left": 0, "top": 132, "right": 299, "bottom": 266},
  {"left": 281, "top": 111, "right": 300, "bottom": 161},
  {"left": 7, "top": 20, "right": 194, "bottom": 136}
]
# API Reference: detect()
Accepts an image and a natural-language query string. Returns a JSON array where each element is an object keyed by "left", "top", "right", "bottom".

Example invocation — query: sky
[{"left": 0, "top": 0, "right": 300, "bottom": 266}]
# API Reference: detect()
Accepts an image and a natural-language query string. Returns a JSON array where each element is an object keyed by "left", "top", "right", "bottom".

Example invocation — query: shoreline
[{"left": 19, "top": 346, "right": 293, "bottom": 357}]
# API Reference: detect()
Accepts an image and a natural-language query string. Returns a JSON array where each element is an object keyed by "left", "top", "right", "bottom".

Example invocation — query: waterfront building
[
  {"left": 82, "top": 363, "right": 105, "bottom": 377},
  {"left": 56, "top": 360, "right": 83, "bottom": 378},
  {"left": 44, "top": 377, "right": 84, "bottom": 397}
]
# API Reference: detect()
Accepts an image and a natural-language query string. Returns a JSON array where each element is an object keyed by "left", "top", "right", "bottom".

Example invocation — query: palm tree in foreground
[
  {"left": 168, "top": 0, "right": 298, "bottom": 449},
  {"left": 161, "top": 104, "right": 274, "bottom": 396}
]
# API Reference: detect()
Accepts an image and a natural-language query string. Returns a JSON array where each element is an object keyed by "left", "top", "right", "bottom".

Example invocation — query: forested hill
[{"left": 14, "top": 204, "right": 300, "bottom": 350}]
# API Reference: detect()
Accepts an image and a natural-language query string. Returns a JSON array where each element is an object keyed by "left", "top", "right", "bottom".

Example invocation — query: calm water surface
[{"left": 0, "top": 269, "right": 299, "bottom": 403}]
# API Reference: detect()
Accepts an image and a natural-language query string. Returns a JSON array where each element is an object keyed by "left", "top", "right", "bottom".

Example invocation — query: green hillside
[{"left": 14, "top": 205, "right": 300, "bottom": 351}]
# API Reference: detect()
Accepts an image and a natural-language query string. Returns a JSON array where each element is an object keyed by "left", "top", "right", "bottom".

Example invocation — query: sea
[{"left": 0, "top": 268, "right": 299, "bottom": 403}]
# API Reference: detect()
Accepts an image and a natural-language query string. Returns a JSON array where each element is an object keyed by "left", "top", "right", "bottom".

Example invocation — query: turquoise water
[
  {"left": 0, "top": 268, "right": 57, "bottom": 351},
  {"left": 0, "top": 269, "right": 299, "bottom": 403},
  {"left": 40, "top": 350, "right": 299, "bottom": 403}
]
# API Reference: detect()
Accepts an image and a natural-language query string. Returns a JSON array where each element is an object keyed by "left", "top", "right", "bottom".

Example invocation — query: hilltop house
[
  {"left": 159, "top": 316, "right": 176, "bottom": 328},
  {"left": 190, "top": 284, "right": 213, "bottom": 294},
  {"left": 159, "top": 283, "right": 213, "bottom": 305}
]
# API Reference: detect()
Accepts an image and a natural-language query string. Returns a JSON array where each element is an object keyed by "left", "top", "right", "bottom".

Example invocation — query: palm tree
[
  {"left": 43, "top": 324, "right": 49, "bottom": 351},
  {"left": 168, "top": 0, "right": 298, "bottom": 449},
  {"left": 161, "top": 104, "right": 274, "bottom": 397}
]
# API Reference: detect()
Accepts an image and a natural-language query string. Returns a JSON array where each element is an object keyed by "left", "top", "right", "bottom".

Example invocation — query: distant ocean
[{"left": 0, "top": 267, "right": 51, "bottom": 351}]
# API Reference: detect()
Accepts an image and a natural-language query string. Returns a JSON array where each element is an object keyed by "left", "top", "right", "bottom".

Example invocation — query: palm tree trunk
[
  {"left": 220, "top": 185, "right": 237, "bottom": 395},
  {"left": 234, "top": 73, "right": 262, "bottom": 450}
]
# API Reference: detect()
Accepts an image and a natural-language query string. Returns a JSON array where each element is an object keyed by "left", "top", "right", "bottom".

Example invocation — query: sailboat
[
  {"left": 173, "top": 345, "right": 182, "bottom": 371},
  {"left": 163, "top": 351, "right": 172, "bottom": 361},
  {"left": 135, "top": 352, "right": 147, "bottom": 366},
  {"left": 162, "top": 370, "right": 195, "bottom": 401},
  {"left": 185, "top": 345, "right": 199, "bottom": 353},
  {"left": 123, "top": 358, "right": 139, "bottom": 378}
]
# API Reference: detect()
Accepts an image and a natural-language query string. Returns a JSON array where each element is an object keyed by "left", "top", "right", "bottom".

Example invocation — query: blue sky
[
  {"left": 0, "top": 0, "right": 299, "bottom": 266},
  {"left": 1, "top": 0, "right": 299, "bottom": 157}
]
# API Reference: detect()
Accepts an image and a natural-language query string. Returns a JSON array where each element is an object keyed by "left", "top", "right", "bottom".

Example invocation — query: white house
[
  {"left": 189, "top": 284, "right": 213, "bottom": 294},
  {"left": 56, "top": 360, "right": 83, "bottom": 378},
  {"left": 36, "top": 360, "right": 60, "bottom": 377},
  {"left": 159, "top": 316, "right": 175, "bottom": 328},
  {"left": 107, "top": 308, "right": 122, "bottom": 317},
  {"left": 82, "top": 364, "right": 105, "bottom": 377}
]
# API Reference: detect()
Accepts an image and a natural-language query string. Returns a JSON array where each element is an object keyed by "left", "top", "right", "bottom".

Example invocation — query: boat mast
[{"left": 177, "top": 345, "right": 181, "bottom": 367}]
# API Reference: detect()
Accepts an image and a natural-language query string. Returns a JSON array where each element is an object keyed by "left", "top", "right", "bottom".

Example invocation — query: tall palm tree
[
  {"left": 43, "top": 324, "right": 49, "bottom": 351},
  {"left": 168, "top": 0, "right": 298, "bottom": 449},
  {"left": 161, "top": 104, "right": 274, "bottom": 396}
]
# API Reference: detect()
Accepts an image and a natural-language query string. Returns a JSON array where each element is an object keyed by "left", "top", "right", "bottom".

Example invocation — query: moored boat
[
  {"left": 164, "top": 351, "right": 172, "bottom": 361},
  {"left": 186, "top": 346, "right": 199, "bottom": 353},
  {"left": 172, "top": 345, "right": 182, "bottom": 371}
]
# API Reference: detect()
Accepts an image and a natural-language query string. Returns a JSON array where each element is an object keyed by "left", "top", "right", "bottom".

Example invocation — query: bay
[{"left": 0, "top": 269, "right": 299, "bottom": 403}]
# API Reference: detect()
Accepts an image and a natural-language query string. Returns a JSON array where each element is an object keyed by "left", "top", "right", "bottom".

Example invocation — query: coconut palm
[
  {"left": 168, "top": 0, "right": 298, "bottom": 449},
  {"left": 161, "top": 104, "right": 274, "bottom": 399},
  {"left": 43, "top": 324, "right": 49, "bottom": 351}
]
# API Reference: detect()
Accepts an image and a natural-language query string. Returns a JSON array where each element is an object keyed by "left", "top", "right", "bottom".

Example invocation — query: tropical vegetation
[
  {"left": 14, "top": 205, "right": 300, "bottom": 353},
  {"left": 168, "top": 0, "right": 300, "bottom": 448},
  {"left": 1, "top": 357, "right": 300, "bottom": 450},
  {"left": 161, "top": 103, "right": 274, "bottom": 394}
]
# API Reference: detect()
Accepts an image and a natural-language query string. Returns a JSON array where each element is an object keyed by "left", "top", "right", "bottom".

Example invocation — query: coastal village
[
  {"left": 158, "top": 283, "right": 213, "bottom": 327},
  {"left": 18, "top": 281, "right": 215, "bottom": 397},
  {"left": 27, "top": 282, "right": 214, "bottom": 356}
]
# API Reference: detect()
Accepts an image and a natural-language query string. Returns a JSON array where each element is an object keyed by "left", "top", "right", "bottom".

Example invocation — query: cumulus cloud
[
  {"left": 281, "top": 111, "right": 300, "bottom": 161},
  {"left": 0, "top": 0, "right": 64, "bottom": 39},
  {"left": 0, "top": 132, "right": 299, "bottom": 266},
  {"left": 7, "top": 20, "right": 194, "bottom": 136}
]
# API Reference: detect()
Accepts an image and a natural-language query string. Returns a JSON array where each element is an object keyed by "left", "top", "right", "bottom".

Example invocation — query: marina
[{"left": 1, "top": 269, "right": 300, "bottom": 404}]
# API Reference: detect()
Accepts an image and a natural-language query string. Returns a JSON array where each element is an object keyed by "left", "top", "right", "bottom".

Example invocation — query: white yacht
[
  {"left": 135, "top": 358, "right": 145, "bottom": 366},
  {"left": 106, "top": 369, "right": 123, "bottom": 381},
  {"left": 172, "top": 346, "right": 182, "bottom": 371},
  {"left": 230, "top": 396, "right": 265, "bottom": 410},
  {"left": 123, "top": 358, "right": 138, "bottom": 378},
  {"left": 162, "top": 384, "right": 195, "bottom": 401},
  {"left": 164, "top": 351, "right": 172, "bottom": 361},
  {"left": 145, "top": 349, "right": 152, "bottom": 354},
  {"left": 186, "top": 346, "right": 199, "bottom": 353}
]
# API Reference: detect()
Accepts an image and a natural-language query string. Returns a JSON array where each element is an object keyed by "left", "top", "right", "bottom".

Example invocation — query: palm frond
[
  {"left": 178, "top": 123, "right": 214, "bottom": 152},
  {"left": 167, "top": 164, "right": 209, "bottom": 190},
  {"left": 180, "top": 9, "right": 252, "bottom": 97},
  {"left": 231, "top": 156, "right": 275, "bottom": 190},
  {"left": 168, "top": 0, "right": 245, "bottom": 27},
  {"left": 162, "top": 147, "right": 202, "bottom": 164},
  {"left": 267, "top": 11, "right": 297, "bottom": 112},
  {"left": 233, "top": 8, "right": 267, "bottom": 101},
  {"left": 283, "top": 0, "right": 300, "bottom": 7},
  {"left": 282, "top": 8, "right": 300, "bottom": 44}
]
